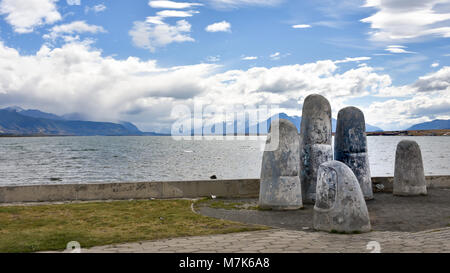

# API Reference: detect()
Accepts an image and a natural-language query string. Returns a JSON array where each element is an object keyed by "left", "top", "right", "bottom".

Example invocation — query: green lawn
[
  {"left": 0, "top": 199, "right": 268, "bottom": 253},
  {"left": 195, "top": 198, "right": 260, "bottom": 210}
]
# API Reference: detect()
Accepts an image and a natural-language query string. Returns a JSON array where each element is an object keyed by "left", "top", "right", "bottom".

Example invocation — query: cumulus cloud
[
  {"left": 149, "top": 1, "right": 203, "bottom": 9},
  {"left": 412, "top": 66, "right": 450, "bottom": 92},
  {"left": 0, "top": 0, "right": 62, "bottom": 33},
  {"left": 0, "top": 38, "right": 448, "bottom": 131},
  {"left": 368, "top": 66, "right": 450, "bottom": 128},
  {"left": 0, "top": 40, "right": 216, "bottom": 130},
  {"left": 130, "top": 20, "right": 194, "bottom": 52},
  {"left": 361, "top": 0, "right": 450, "bottom": 41},
  {"left": 205, "top": 21, "right": 231, "bottom": 32},
  {"left": 365, "top": 95, "right": 450, "bottom": 130},
  {"left": 43, "top": 21, "right": 106, "bottom": 42},
  {"left": 131, "top": 1, "right": 202, "bottom": 52}
]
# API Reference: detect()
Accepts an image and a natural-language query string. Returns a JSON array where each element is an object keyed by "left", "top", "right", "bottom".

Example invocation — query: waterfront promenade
[{"left": 65, "top": 227, "right": 449, "bottom": 253}]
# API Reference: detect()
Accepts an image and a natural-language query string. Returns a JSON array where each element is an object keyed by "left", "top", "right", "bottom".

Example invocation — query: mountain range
[
  {"left": 407, "top": 119, "right": 450, "bottom": 130},
  {"left": 0, "top": 107, "right": 165, "bottom": 136},
  {"left": 266, "top": 113, "right": 383, "bottom": 133},
  {"left": 198, "top": 112, "right": 383, "bottom": 135},
  {"left": 1, "top": 106, "right": 448, "bottom": 136}
]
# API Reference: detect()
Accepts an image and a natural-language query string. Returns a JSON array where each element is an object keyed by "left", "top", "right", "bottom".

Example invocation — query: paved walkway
[{"left": 73, "top": 227, "right": 450, "bottom": 253}]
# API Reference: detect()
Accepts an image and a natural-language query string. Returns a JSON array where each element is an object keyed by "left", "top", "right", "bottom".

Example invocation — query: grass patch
[
  {"left": 0, "top": 199, "right": 268, "bottom": 253},
  {"left": 195, "top": 198, "right": 259, "bottom": 210}
]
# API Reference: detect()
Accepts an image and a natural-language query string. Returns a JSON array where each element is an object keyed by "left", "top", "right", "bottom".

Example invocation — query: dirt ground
[{"left": 196, "top": 188, "right": 450, "bottom": 232}]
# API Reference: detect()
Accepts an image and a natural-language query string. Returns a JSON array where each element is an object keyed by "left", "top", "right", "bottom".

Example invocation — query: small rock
[{"left": 210, "top": 175, "right": 217, "bottom": 179}]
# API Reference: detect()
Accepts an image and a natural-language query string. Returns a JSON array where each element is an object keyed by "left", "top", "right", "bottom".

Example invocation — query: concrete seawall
[{"left": 0, "top": 176, "right": 449, "bottom": 204}]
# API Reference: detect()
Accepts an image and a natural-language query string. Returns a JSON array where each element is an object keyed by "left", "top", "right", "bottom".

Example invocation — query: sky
[{"left": 0, "top": 0, "right": 449, "bottom": 132}]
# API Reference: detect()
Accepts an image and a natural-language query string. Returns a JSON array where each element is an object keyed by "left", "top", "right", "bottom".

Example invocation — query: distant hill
[
  {"left": 0, "top": 107, "right": 166, "bottom": 136},
  {"left": 407, "top": 119, "right": 450, "bottom": 130},
  {"left": 18, "top": 109, "right": 64, "bottom": 120}
]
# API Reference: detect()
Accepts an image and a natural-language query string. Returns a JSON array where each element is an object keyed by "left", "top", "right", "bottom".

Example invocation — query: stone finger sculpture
[
  {"left": 259, "top": 119, "right": 303, "bottom": 210},
  {"left": 314, "top": 160, "right": 371, "bottom": 233},
  {"left": 394, "top": 140, "right": 427, "bottom": 196},
  {"left": 335, "top": 106, "right": 373, "bottom": 200},
  {"left": 299, "top": 94, "right": 333, "bottom": 204}
]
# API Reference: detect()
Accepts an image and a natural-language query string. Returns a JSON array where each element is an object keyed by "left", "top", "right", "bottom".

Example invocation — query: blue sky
[{"left": 0, "top": 0, "right": 449, "bottom": 132}]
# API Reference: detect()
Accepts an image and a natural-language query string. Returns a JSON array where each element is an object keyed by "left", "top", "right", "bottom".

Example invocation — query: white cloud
[
  {"left": 431, "top": 62, "right": 440, "bottom": 68},
  {"left": 270, "top": 52, "right": 280, "bottom": 58},
  {"left": 156, "top": 9, "right": 198, "bottom": 17},
  {"left": 0, "top": 40, "right": 448, "bottom": 131},
  {"left": 412, "top": 66, "right": 450, "bottom": 92},
  {"left": 205, "top": 21, "right": 231, "bottom": 32},
  {"left": 131, "top": 2, "right": 202, "bottom": 51},
  {"left": 146, "top": 16, "right": 166, "bottom": 25},
  {"left": 242, "top": 56, "right": 258, "bottom": 60},
  {"left": 149, "top": 1, "right": 203, "bottom": 9},
  {"left": 67, "top": 0, "right": 80, "bottom": 5},
  {"left": 206, "top": 0, "right": 283, "bottom": 9},
  {"left": 129, "top": 20, "right": 194, "bottom": 52},
  {"left": 335, "top": 57, "right": 371, "bottom": 64},
  {"left": 385, "top": 45, "right": 415, "bottom": 54},
  {"left": 0, "top": 41, "right": 216, "bottom": 131},
  {"left": 361, "top": 0, "right": 450, "bottom": 41},
  {"left": 365, "top": 95, "right": 450, "bottom": 130},
  {"left": 43, "top": 21, "right": 106, "bottom": 42},
  {"left": 85, "top": 4, "right": 106, "bottom": 14},
  {"left": 269, "top": 52, "right": 288, "bottom": 60},
  {"left": 292, "top": 24, "right": 311, "bottom": 29},
  {"left": 0, "top": 0, "right": 62, "bottom": 33}
]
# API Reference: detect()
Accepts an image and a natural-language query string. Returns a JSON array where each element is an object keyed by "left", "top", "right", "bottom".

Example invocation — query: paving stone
[{"left": 55, "top": 227, "right": 450, "bottom": 253}]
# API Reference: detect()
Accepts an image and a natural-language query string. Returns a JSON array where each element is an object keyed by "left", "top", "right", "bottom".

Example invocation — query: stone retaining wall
[{"left": 0, "top": 176, "right": 448, "bottom": 203}]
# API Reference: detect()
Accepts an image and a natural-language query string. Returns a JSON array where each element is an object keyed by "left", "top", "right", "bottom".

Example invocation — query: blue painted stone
[{"left": 335, "top": 106, "right": 373, "bottom": 200}]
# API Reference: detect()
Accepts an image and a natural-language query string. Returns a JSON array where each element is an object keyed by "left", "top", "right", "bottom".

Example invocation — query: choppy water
[{"left": 0, "top": 136, "right": 448, "bottom": 186}]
